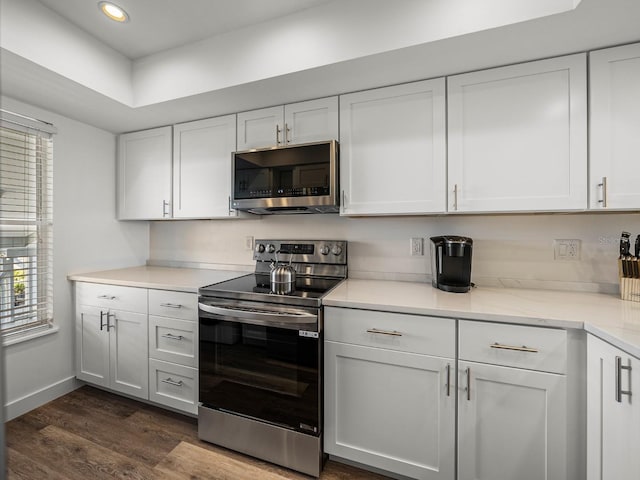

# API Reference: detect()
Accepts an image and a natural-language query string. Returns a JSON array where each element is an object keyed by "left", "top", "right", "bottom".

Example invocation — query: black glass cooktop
[{"left": 199, "top": 273, "right": 343, "bottom": 306}]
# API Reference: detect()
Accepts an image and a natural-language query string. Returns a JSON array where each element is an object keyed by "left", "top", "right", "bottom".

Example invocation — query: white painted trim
[
  {"left": 5, "top": 375, "right": 80, "bottom": 421},
  {"left": 2, "top": 324, "right": 59, "bottom": 347}
]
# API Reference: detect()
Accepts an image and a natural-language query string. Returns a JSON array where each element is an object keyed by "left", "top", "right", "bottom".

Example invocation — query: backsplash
[{"left": 149, "top": 212, "right": 640, "bottom": 293}]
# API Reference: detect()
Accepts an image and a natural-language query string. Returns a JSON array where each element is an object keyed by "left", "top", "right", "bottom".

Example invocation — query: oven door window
[{"left": 199, "top": 318, "right": 320, "bottom": 434}]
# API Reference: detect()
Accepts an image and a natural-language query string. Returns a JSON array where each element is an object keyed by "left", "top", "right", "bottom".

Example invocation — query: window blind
[{"left": 0, "top": 110, "right": 55, "bottom": 337}]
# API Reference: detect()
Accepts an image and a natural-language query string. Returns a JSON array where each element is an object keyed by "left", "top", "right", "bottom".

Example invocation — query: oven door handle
[{"left": 198, "top": 302, "right": 317, "bottom": 327}]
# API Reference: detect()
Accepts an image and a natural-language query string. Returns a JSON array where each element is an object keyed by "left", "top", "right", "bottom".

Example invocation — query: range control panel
[{"left": 253, "top": 239, "right": 347, "bottom": 265}]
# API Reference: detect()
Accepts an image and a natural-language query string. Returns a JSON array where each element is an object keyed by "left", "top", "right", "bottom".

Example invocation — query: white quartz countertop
[
  {"left": 323, "top": 279, "right": 640, "bottom": 358},
  {"left": 68, "top": 265, "right": 251, "bottom": 293}
]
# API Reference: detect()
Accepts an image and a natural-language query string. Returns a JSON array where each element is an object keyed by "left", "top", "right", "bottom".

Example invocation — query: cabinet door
[
  {"left": 339, "top": 79, "right": 446, "bottom": 215},
  {"left": 284, "top": 97, "right": 338, "bottom": 145},
  {"left": 173, "top": 115, "right": 236, "bottom": 218},
  {"left": 237, "top": 106, "right": 284, "bottom": 150},
  {"left": 108, "top": 309, "right": 148, "bottom": 400},
  {"left": 448, "top": 54, "right": 587, "bottom": 212},
  {"left": 325, "top": 341, "right": 455, "bottom": 480},
  {"left": 117, "top": 126, "right": 172, "bottom": 220},
  {"left": 589, "top": 43, "right": 640, "bottom": 209},
  {"left": 458, "top": 361, "right": 567, "bottom": 480},
  {"left": 76, "top": 305, "right": 109, "bottom": 387},
  {"left": 587, "top": 335, "right": 640, "bottom": 480}
]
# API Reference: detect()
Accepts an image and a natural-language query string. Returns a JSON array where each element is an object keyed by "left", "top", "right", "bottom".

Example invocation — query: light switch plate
[{"left": 410, "top": 237, "right": 424, "bottom": 256}]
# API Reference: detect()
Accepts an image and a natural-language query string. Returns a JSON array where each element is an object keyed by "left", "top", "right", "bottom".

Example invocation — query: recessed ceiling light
[{"left": 98, "top": 2, "right": 129, "bottom": 23}]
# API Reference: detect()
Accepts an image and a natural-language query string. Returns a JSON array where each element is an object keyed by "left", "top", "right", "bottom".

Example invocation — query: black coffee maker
[{"left": 429, "top": 236, "right": 473, "bottom": 293}]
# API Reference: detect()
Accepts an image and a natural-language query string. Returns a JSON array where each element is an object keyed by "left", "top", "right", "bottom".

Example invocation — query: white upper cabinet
[
  {"left": 117, "top": 126, "right": 172, "bottom": 220},
  {"left": 447, "top": 54, "right": 588, "bottom": 213},
  {"left": 173, "top": 115, "right": 237, "bottom": 218},
  {"left": 339, "top": 79, "right": 447, "bottom": 215},
  {"left": 589, "top": 42, "right": 640, "bottom": 210},
  {"left": 237, "top": 97, "right": 338, "bottom": 150}
]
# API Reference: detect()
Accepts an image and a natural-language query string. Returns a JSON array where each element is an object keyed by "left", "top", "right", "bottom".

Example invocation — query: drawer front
[
  {"left": 459, "top": 320, "right": 567, "bottom": 374},
  {"left": 148, "top": 290, "right": 198, "bottom": 321},
  {"left": 76, "top": 282, "right": 147, "bottom": 313},
  {"left": 149, "top": 315, "right": 197, "bottom": 367},
  {"left": 149, "top": 358, "right": 198, "bottom": 415},
  {"left": 324, "top": 306, "right": 455, "bottom": 358}
]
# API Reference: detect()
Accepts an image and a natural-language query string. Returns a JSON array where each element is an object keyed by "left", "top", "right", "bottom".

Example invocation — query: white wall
[
  {"left": 150, "top": 212, "right": 639, "bottom": 293},
  {"left": 1, "top": 96, "right": 149, "bottom": 420}
]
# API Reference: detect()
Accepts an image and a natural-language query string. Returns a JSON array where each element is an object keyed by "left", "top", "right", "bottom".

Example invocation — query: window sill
[{"left": 2, "top": 324, "right": 59, "bottom": 347}]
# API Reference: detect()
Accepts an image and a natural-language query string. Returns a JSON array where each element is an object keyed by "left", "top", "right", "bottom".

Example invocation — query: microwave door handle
[{"left": 198, "top": 302, "right": 317, "bottom": 327}]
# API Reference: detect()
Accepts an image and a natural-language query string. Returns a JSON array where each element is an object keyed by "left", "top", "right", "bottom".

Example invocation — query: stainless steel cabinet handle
[
  {"left": 228, "top": 195, "right": 232, "bottom": 216},
  {"left": 598, "top": 177, "right": 608, "bottom": 208},
  {"left": 490, "top": 342, "right": 539, "bottom": 353},
  {"left": 366, "top": 328, "right": 402, "bottom": 337},
  {"left": 342, "top": 190, "right": 347, "bottom": 210},
  {"left": 446, "top": 364, "right": 451, "bottom": 397},
  {"left": 98, "top": 295, "right": 116, "bottom": 300},
  {"left": 285, "top": 123, "right": 291, "bottom": 144},
  {"left": 161, "top": 378, "right": 183, "bottom": 387},
  {"left": 106, "top": 312, "right": 115, "bottom": 331},
  {"left": 615, "top": 356, "right": 632, "bottom": 403},
  {"left": 276, "top": 124, "right": 281, "bottom": 145},
  {"left": 161, "top": 333, "right": 184, "bottom": 341},
  {"left": 466, "top": 367, "right": 471, "bottom": 401},
  {"left": 453, "top": 184, "right": 458, "bottom": 211},
  {"left": 160, "top": 303, "right": 183, "bottom": 309},
  {"left": 100, "top": 311, "right": 107, "bottom": 331},
  {"left": 163, "top": 200, "right": 170, "bottom": 217}
]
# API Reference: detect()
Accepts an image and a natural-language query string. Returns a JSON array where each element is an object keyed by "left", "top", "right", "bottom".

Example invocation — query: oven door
[{"left": 199, "top": 298, "right": 321, "bottom": 435}]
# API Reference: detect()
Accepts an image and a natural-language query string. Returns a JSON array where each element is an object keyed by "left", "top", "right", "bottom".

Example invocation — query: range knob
[
  {"left": 319, "top": 245, "right": 330, "bottom": 255},
  {"left": 331, "top": 245, "right": 343, "bottom": 256},
  {"left": 266, "top": 244, "right": 276, "bottom": 254},
  {"left": 255, "top": 243, "right": 265, "bottom": 254}
]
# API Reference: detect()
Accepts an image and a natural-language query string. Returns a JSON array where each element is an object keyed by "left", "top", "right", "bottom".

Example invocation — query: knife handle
[{"left": 635, "top": 235, "right": 640, "bottom": 259}]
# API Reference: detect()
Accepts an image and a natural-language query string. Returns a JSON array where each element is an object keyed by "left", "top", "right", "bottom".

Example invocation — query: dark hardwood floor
[{"left": 6, "top": 386, "right": 391, "bottom": 480}]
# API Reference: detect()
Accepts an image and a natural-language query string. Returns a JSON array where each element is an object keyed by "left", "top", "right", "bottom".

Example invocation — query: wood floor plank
[
  {"left": 6, "top": 447, "right": 70, "bottom": 480},
  {"left": 154, "top": 441, "right": 295, "bottom": 480},
  {"left": 6, "top": 386, "right": 392, "bottom": 480}
]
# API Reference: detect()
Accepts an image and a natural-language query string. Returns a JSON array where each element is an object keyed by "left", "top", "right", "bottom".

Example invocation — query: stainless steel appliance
[
  {"left": 198, "top": 239, "right": 347, "bottom": 477},
  {"left": 430, "top": 236, "right": 473, "bottom": 293},
  {"left": 231, "top": 140, "right": 339, "bottom": 214}
]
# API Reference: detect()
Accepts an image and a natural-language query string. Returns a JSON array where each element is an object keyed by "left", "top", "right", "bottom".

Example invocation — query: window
[{"left": 0, "top": 110, "right": 55, "bottom": 337}]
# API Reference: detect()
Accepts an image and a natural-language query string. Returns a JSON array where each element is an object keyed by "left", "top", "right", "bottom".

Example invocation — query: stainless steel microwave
[{"left": 231, "top": 140, "right": 339, "bottom": 214}]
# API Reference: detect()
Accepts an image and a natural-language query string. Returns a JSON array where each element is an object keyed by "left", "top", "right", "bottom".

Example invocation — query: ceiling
[
  {"left": 36, "top": 0, "right": 335, "bottom": 59},
  {"left": 2, "top": 0, "right": 640, "bottom": 134}
]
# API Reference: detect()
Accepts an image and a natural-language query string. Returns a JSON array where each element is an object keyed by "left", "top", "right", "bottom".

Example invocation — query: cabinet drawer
[
  {"left": 149, "top": 358, "right": 198, "bottom": 415},
  {"left": 149, "top": 290, "right": 198, "bottom": 321},
  {"left": 76, "top": 282, "right": 147, "bottom": 313},
  {"left": 324, "top": 307, "right": 455, "bottom": 358},
  {"left": 149, "top": 315, "right": 197, "bottom": 367},
  {"left": 459, "top": 320, "right": 567, "bottom": 374}
]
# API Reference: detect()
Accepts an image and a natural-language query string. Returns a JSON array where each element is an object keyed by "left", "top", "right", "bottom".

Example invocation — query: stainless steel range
[{"left": 198, "top": 239, "right": 347, "bottom": 477}]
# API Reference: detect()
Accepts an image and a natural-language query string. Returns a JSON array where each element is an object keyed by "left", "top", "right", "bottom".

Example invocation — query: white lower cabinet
[
  {"left": 324, "top": 307, "right": 456, "bottom": 479},
  {"left": 457, "top": 361, "right": 567, "bottom": 480},
  {"left": 587, "top": 334, "right": 640, "bottom": 480},
  {"left": 147, "top": 289, "right": 199, "bottom": 414},
  {"left": 76, "top": 284, "right": 149, "bottom": 400}
]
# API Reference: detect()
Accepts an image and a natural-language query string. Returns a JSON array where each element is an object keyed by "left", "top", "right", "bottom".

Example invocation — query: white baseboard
[{"left": 5, "top": 376, "right": 80, "bottom": 421}]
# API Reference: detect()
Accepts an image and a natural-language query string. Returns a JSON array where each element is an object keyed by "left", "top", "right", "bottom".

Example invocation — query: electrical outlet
[
  {"left": 245, "top": 236, "right": 254, "bottom": 251},
  {"left": 554, "top": 239, "right": 581, "bottom": 261},
  {"left": 410, "top": 237, "right": 424, "bottom": 256}
]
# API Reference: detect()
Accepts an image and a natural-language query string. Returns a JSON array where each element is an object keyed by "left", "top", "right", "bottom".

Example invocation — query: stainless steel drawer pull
[
  {"left": 598, "top": 177, "right": 608, "bottom": 208},
  {"left": 615, "top": 356, "right": 632, "bottom": 403},
  {"left": 161, "top": 378, "right": 183, "bottom": 387},
  {"left": 490, "top": 342, "right": 539, "bottom": 353},
  {"left": 160, "top": 303, "right": 183, "bottom": 309},
  {"left": 98, "top": 295, "right": 116, "bottom": 300},
  {"left": 446, "top": 364, "right": 451, "bottom": 397},
  {"left": 162, "top": 333, "right": 184, "bottom": 341},
  {"left": 100, "top": 311, "right": 107, "bottom": 331},
  {"left": 366, "top": 328, "right": 402, "bottom": 337},
  {"left": 466, "top": 367, "right": 471, "bottom": 401}
]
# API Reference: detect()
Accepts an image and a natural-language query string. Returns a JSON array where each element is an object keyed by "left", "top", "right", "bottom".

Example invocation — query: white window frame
[{"left": 0, "top": 110, "right": 56, "bottom": 340}]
